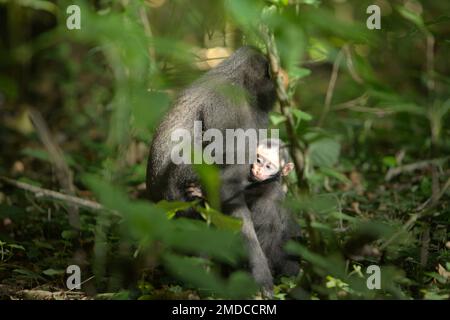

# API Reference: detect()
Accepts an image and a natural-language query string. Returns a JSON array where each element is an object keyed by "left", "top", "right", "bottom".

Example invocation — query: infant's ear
[{"left": 282, "top": 162, "right": 294, "bottom": 176}]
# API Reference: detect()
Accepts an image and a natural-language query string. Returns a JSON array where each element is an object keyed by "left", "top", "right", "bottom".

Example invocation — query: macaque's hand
[{"left": 185, "top": 183, "right": 204, "bottom": 200}]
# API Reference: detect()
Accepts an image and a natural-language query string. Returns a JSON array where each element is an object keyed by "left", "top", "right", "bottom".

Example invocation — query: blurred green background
[{"left": 0, "top": 0, "right": 449, "bottom": 300}]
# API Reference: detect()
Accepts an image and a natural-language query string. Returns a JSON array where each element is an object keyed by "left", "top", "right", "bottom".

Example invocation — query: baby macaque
[
  {"left": 244, "top": 139, "right": 300, "bottom": 277},
  {"left": 186, "top": 138, "right": 300, "bottom": 277}
]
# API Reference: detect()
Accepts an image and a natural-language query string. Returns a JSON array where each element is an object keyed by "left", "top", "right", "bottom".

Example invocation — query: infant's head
[{"left": 250, "top": 138, "right": 294, "bottom": 182}]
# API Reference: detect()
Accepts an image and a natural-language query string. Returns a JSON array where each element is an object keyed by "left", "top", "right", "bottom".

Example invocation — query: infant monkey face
[
  {"left": 251, "top": 146, "right": 280, "bottom": 182},
  {"left": 251, "top": 143, "right": 295, "bottom": 181}
]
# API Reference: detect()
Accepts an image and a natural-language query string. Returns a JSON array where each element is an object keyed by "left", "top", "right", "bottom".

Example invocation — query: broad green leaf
[
  {"left": 193, "top": 163, "right": 221, "bottom": 210},
  {"left": 195, "top": 205, "right": 242, "bottom": 231},
  {"left": 308, "top": 138, "right": 340, "bottom": 167},
  {"left": 156, "top": 200, "right": 197, "bottom": 219},
  {"left": 289, "top": 67, "right": 311, "bottom": 81},
  {"left": 319, "top": 167, "right": 351, "bottom": 184},
  {"left": 165, "top": 219, "right": 245, "bottom": 264}
]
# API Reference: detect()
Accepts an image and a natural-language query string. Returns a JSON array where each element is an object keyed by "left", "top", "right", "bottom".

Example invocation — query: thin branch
[
  {"left": 318, "top": 48, "right": 345, "bottom": 126},
  {"left": 385, "top": 157, "right": 448, "bottom": 181},
  {"left": 28, "top": 108, "right": 80, "bottom": 229},
  {"left": 0, "top": 176, "right": 116, "bottom": 215},
  {"left": 28, "top": 109, "right": 74, "bottom": 195},
  {"left": 139, "top": 6, "right": 156, "bottom": 61},
  {"left": 343, "top": 45, "right": 363, "bottom": 84},
  {"left": 416, "top": 173, "right": 450, "bottom": 211}
]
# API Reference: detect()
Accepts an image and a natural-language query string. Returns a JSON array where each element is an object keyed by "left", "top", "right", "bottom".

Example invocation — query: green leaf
[
  {"left": 165, "top": 219, "right": 245, "bottom": 264},
  {"left": 269, "top": 112, "right": 287, "bottom": 126},
  {"left": 226, "top": 0, "right": 265, "bottom": 32},
  {"left": 308, "top": 38, "right": 329, "bottom": 61},
  {"left": 290, "top": 108, "right": 312, "bottom": 127},
  {"left": 11, "top": 0, "right": 58, "bottom": 14},
  {"left": 32, "top": 240, "right": 54, "bottom": 250},
  {"left": 285, "top": 242, "right": 346, "bottom": 279},
  {"left": 42, "top": 268, "right": 65, "bottom": 277},
  {"left": 7, "top": 244, "right": 25, "bottom": 251},
  {"left": 382, "top": 156, "right": 397, "bottom": 168},
  {"left": 61, "top": 230, "right": 78, "bottom": 240},
  {"left": 132, "top": 90, "right": 170, "bottom": 133},
  {"left": 308, "top": 138, "right": 340, "bottom": 167},
  {"left": 397, "top": 6, "right": 426, "bottom": 31},
  {"left": 226, "top": 271, "right": 258, "bottom": 298},
  {"left": 195, "top": 205, "right": 242, "bottom": 231},
  {"left": 193, "top": 164, "right": 221, "bottom": 210},
  {"left": 163, "top": 253, "right": 256, "bottom": 298},
  {"left": 156, "top": 200, "right": 196, "bottom": 219},
  {"left": 289, "top": 67, "right": 311, "bottom": 81},
  {"left": 319, "top": 167, "right": 351, "bottom": 184}
]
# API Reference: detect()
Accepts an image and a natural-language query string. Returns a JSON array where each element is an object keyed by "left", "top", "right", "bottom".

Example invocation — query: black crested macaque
[
  {"left": 245, "top": 138, "right": 301, "bottom": 277},
  {"left": 146, "top": 46, "right": 277, "bottom": 296}
]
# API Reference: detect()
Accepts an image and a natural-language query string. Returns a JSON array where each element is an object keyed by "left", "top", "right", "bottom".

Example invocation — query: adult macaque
[{"left": 146, "top": 46, "right": 276, "bottom": 296}]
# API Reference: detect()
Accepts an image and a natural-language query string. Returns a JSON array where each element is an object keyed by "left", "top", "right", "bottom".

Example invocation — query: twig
[
  {"left": 318, "top": 48, "right": 345, "bottom": 126},
  {"left": 385, "top": 157, "right": 448, "bottom": 181},
  {"left": 343, "top": 45, "right": 363, "bottom": 84},
  {"left": 332, "top": 93, "right": 368, "bottom": 109},
  {"left": 139, "top": 6, "right": 156, "bottom": 61},
  {"left": 28, "top": 108, "right": 80, "bottom": 229},
  {"left": 416, "top": 174, "right": 450, "bottom": 211},
  {"left": 0, "top": 176, "right": 115, "bottom": 214},
  {"left": 67, "top": 275, "right": 95, "bottom": 292}
]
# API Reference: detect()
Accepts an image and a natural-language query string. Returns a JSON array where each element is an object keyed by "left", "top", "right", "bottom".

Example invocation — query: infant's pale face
[{"left": 251, "top": 145, "right": 280, "bottom": 182}]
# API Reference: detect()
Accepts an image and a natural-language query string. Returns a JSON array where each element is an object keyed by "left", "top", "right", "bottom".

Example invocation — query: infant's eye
[
  {"left": 266, "top": 164, "right": 271, "bottom": 169},
  {"left": 257, "top": 158, "right": 262, "bottom": 164}
]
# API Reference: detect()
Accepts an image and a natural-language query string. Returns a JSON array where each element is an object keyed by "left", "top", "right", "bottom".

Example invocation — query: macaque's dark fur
[
  {"left": 146, "top": 46, "right": 277, "bottom": 294},
  {"left": 245, "top": 176, "right": 301, "bottom": 278}
]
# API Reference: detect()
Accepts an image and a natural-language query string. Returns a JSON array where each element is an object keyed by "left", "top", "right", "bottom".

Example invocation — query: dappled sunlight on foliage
[{"left": 0, "top": 0, "right": 449, "bottom": 300}]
